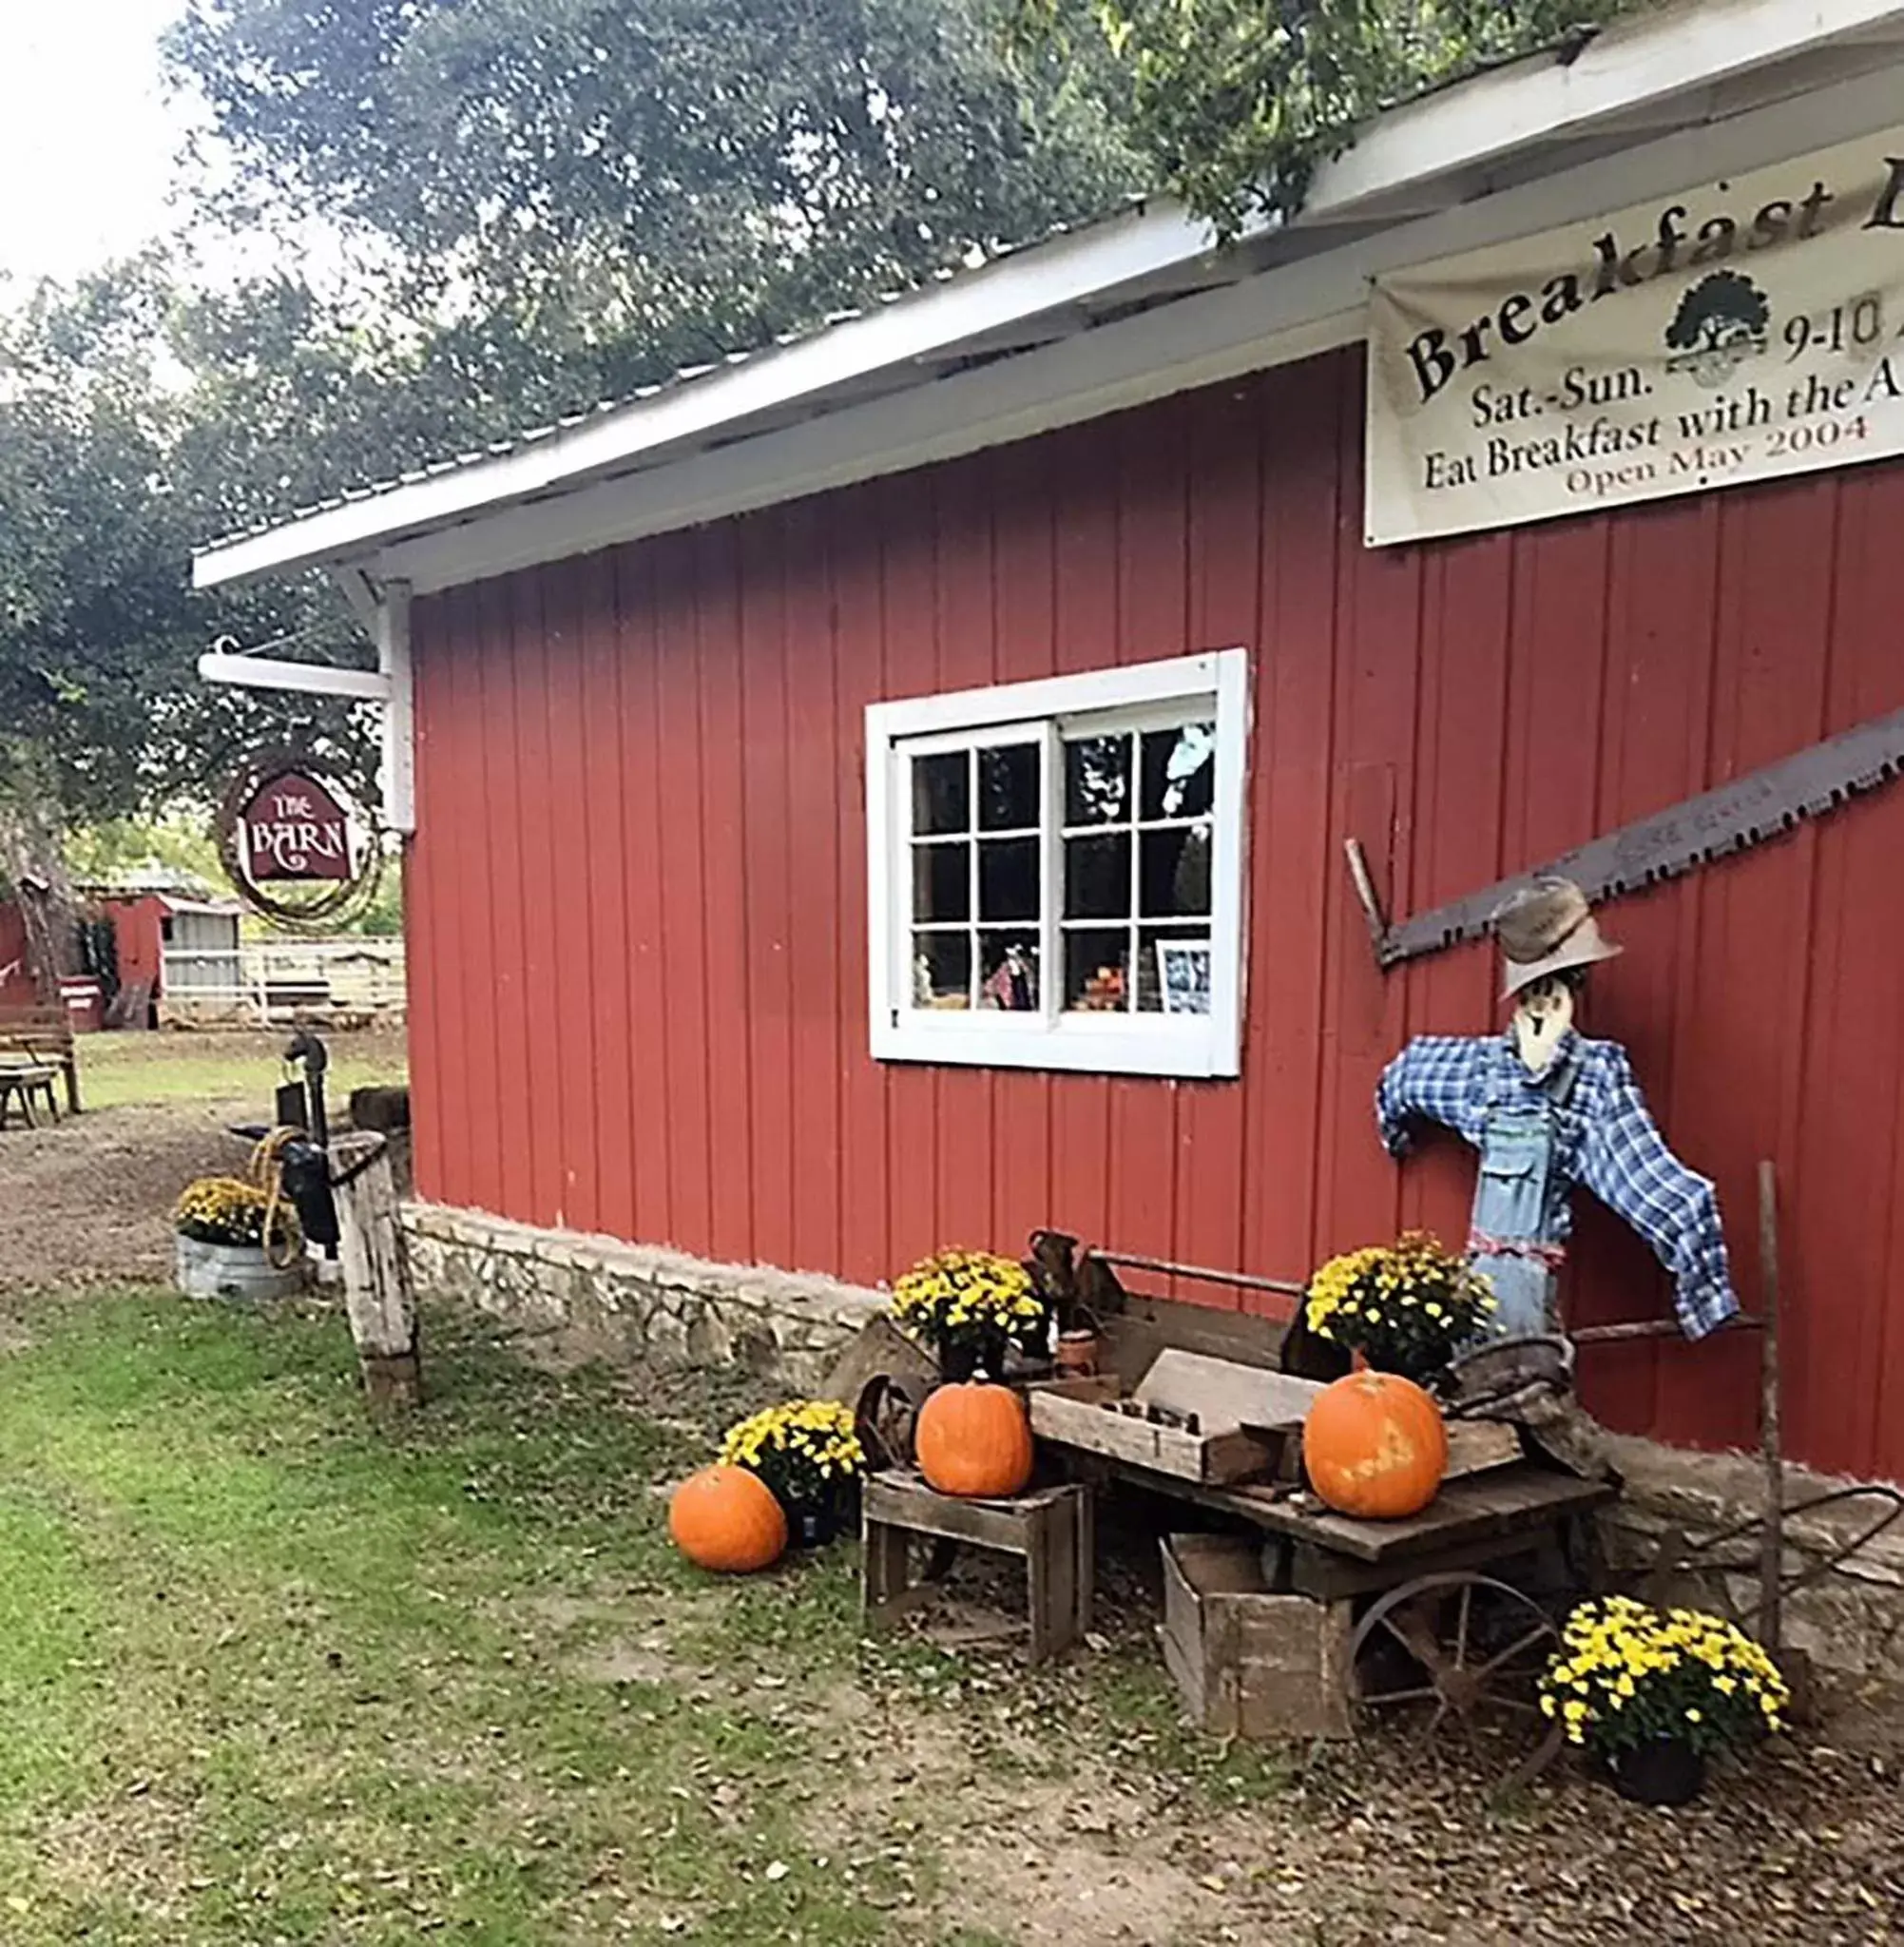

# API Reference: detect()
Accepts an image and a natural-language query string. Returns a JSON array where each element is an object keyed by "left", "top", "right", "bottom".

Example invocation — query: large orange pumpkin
[
  {"left": 668, "top": 1465, "right": 788, "bottom": 1572},
  {"left": 1301, "top": 1371, "right": 1448, "bottom": 1520},
  {"left": 915, "top": 1381, "right": 1034, "bottom": 1498}
]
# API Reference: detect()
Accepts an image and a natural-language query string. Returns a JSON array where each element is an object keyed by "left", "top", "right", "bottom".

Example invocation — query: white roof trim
[
  {"left": 192, "top": 202, "right": 1228, "bottom": 590},
  {"left": 375, "top": 56, "right": 1904, "bottom": 596},
  {"left": 1311, "top": 0, "right": 1904, "bottom": 217},
  {"left": 194, "top": 0, "right": 1904, "bottom": 595}
]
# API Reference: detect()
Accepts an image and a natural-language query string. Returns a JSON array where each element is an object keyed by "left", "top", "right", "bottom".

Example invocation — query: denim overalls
[{"left": 1467, "top": 1047, "right": 1582, "bottom": 1337}]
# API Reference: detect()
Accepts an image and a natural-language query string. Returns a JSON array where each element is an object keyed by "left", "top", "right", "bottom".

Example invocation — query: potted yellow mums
[
  {"left": 719, "top": 1399, "right": 866, "bottom": 1548},
  {"left": 1540, "top": 1595, "right": 1790, "bottom": 1804}
]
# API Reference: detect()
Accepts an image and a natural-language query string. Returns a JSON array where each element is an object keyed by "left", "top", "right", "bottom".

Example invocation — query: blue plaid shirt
[{"left": 1375, "top": 1031, "right": 1738, "bottom": 1340}]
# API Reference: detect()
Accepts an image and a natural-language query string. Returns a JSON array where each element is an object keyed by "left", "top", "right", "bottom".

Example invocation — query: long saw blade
[{"left": 1375, "top": 704, "right": 1904, "bottom": 969}]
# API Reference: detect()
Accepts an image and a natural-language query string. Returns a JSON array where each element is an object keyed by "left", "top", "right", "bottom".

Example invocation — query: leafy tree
[
  {"left": 0, "top": 267, "right": 376, "bottom": 986},
  {"left": 165, "top": 0, "right": 1144, "bottom": 440},
  {"left": 2, "top": 0, "right": 1144, "bottom": 993},
  {"left": 1011, "top": 0, "right": 1647, "bottom": 235}
]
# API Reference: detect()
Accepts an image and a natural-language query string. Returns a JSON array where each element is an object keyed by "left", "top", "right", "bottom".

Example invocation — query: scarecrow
[{"left": 1375, "top": 878, "right": 1738, "bottom": 1342}]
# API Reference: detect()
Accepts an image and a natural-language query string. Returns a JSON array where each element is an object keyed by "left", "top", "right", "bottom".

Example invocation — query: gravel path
[{"left": 0, "top": 1099, "right": 247, "bottom": 1294}]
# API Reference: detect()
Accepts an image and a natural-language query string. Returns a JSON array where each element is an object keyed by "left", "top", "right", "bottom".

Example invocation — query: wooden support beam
[{"left": 328, "top": 1130, "right": 423, "bottom": 1416}]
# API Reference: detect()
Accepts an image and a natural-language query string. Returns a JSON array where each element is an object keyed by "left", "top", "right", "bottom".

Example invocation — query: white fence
[{"left": 159, "top": 937, "right": 407, "bottom": 1025}]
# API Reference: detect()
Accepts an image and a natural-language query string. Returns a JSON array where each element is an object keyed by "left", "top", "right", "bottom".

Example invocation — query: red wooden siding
[{"left": 406, "top": 345, "right": 1904, "bottom": 1484}]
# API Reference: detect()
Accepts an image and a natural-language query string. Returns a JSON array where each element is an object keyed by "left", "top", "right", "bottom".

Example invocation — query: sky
[{"left": 0, "top": 0, "right": 191, "bottom": 287}]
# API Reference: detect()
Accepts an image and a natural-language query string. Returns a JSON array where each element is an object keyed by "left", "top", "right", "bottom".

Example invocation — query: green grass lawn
[
  {"left": 78, "top": 1031, "right": 408, "bottom": 1111},
  {"left": 0, "top": 1296, "right": 874, "bottom": 1944},
  {"left": 0, "top": 1294, "right": 1273, "bottom": 1947}
]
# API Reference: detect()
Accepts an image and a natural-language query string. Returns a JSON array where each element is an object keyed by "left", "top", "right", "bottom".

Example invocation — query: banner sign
[
  {"left": 1366, "top": 125, "right": 1904, "bottom": 546},
  {"left": 239, "top": 770, "right": 355, "bottom": 882}
]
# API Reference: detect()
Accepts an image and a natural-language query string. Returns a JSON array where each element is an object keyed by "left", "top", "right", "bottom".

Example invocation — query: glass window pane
[
  {"left": 1137, "top": 926, "right": 1212, "bottom": 1013},
  {"left": 1139, "top": 825, "right": 1211, "bottom": 918},
  {"left": 1140, "top": 722, "right": 1216, "bottom": 821},
  {"left": 1064, "top": 929, "right": 1130, "bottom": 1012},
  {"left": 912, "top": 750, "right": 970, "bottom": 835},
  {"left": 911, "top": 932, "right": 971, "bottom": 1009},
  {"left": 1063, "top": 831, "right": 1131, "bottom": 920},
  {"left": 913, "top": 841, "right": 970, "bottom": 922},
  {"left": 1064, "top": 734, "right": 1131, "bottom": 827},
  {"left": 978, "top": 932, "right": 1039, "bottom": 1011},
  {"left": 978, "top": 837, "right": 1038, "bottom": 921},
  {"left": 978, "top": 743, "right": 1039, "bottom": 832}
]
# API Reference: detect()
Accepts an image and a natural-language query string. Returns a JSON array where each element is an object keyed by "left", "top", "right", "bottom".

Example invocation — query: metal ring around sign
[{"left": 214, "top": 746, "right": 387, "bottom": 934}]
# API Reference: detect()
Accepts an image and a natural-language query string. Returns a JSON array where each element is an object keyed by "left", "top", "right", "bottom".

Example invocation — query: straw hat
[{"left": 1493, "top": 877, "right": 1623, "bottom": 998}]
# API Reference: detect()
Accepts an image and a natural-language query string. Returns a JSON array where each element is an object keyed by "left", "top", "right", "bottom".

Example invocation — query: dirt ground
[
  {"left": 0, "top": 1028, "right": 404, "bottom": 1294},
  {"left": 4, "top": 1067, "right": 1902, "bottom": 1944}
]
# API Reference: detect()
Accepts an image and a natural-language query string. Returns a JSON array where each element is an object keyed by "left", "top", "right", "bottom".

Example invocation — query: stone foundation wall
[
  {"left": 401, "top": 1202, "right": 885, "bottom": 1394},
  {"left": 1601, "top": 1435, "right": 1904, "bottom": 1682}
]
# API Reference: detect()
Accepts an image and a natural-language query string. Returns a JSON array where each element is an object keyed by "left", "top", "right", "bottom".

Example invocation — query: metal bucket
[{"left": 174, "top": 1233, "right": 304, "bottom": 1302}]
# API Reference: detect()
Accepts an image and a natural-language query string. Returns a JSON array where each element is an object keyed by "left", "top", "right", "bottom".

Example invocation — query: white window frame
[{"left": 865, "top": 648, "right": 1250, "bottom": 1078}]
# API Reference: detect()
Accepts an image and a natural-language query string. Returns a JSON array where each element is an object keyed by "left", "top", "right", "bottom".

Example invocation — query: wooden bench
[
  {"left": 0, "top": 1062, "right": 59, "bottom": 1129},
  {"left": 861, "top": 1473, "right": 1093, "bottom": 1664},
  {"left": 0, "top": 1005, "right": 80, "bottom": 1114}
]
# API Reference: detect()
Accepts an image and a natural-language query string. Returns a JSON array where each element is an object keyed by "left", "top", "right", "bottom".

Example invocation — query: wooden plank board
[
  {"left": 1206, "top": 1467, "right": 1614, "bottom": 1564},
  {"left": 1087, "top": 1459, "right": 1612, "bottom": 1565},
  {"left": 1132, "top": 1348, "right": 1323, "bottom": 1433},
  {"left": 1099, "top": 1292, "right": 1292, "bottom": 1385},
  {"left": 1441, "top": 1419, "right": 1524, "bottom": 1480},
  {"left": 1029, "top": 1384, "right": 1271, "bottom": 1484}
]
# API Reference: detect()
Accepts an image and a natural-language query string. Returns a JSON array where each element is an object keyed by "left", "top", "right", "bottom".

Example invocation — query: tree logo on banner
[
  {"left": 216, "top": 749, "right": 386, "bottom": 931},
  {"left": 1664, "top": 271, "right": 1772, "bottom": 389}
]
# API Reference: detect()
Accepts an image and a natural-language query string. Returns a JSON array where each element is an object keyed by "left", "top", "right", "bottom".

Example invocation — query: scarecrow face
[{"left": 1511, "top": 973, "right": 1576, "bottom": 1075}]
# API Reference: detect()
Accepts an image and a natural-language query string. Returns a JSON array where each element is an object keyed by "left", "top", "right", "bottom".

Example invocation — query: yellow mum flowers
[
  {"left": 174, "top": 1175, "right": 301, "bottom": 1253},
  {"left": 890, "top": 1248, "right": 1051, "bottom": 1370},
  {"left": 1304, "top": 1231, "right": 1494, "bottom": 1379},
  {"left": 719, "top": 1399, "right": 865, "bottom": 1513},
  {"left": 1540, "top": 1595, "right": 1790, "bottom": 1759}
]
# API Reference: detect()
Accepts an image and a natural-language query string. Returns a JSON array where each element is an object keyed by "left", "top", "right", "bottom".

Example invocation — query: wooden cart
[{"left": 1023, "top": 1262, "right": 1616, "bottom": 1783}]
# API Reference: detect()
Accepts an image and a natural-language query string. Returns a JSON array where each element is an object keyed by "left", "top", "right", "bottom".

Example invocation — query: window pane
[
  {"left": 1064, "top": 929, "right": 1130, "bottom": 1012},
  {"left": 978, "top": 743, "right": 1039, "bottom": 831},
  {"left": 913, "top": 841, "right": 970, "bottom": 922},
  {"left": 1138, "top": 926, "right": 1212, "bottom": 1013},
  {"left": 978, "top": 837, "right": 1039, "bottom": 921},
  {"left": 1139, "top": 825, "right": 1211, "bottom": 917},
  {"left": 1140, "top": 722, "right": 1216, "bottom": 820},
  {"left": 978, "top": 932, "right": 1039, "bottom": 1011},
  {"left": 1064, "top": 734, "right": 1130, "bottom": 827},
  {"left": 1064, "top": 831, "right": 1131, "bottom": 919},
  {"left": 912, "top": 932, "right": 971, "bottom": 1009},
  {"left": 912, "top": 750, "right": 970, "bottom": 835}
]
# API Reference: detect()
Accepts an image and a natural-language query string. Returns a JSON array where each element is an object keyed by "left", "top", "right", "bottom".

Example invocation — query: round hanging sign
[{"left": 216, "top": 749, "right": 385, "bottom": 931}]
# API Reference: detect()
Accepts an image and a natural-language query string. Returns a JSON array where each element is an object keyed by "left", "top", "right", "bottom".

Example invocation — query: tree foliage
[
  {"left": 165, "top": 0, "right": 1143, "bottom": 436},
  {"left": 1013, "top": 0, "right": 1648, "bottom": 235},
  {"left": 0, "top": 0, "right": 1144, "bottom": 987}
]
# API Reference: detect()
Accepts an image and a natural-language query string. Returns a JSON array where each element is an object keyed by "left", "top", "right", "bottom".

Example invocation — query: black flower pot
[
  {"left": 940, "top": 1333, "right": 1010, "bottom": 1385},
  {"left": 1608, "top": 1736, "right": 1706, "bottom": 1806},
  {"left": 789, "top": 1502, "right": 839, "bottom": 1550},
  {"left": 782, "top": 1479, "right": 856, "bottom": 1550}
]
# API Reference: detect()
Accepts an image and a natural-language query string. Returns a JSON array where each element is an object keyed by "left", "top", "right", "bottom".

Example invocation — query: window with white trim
[{"left": 865, "top": 650, "right": 1249, "bottom": 1077}]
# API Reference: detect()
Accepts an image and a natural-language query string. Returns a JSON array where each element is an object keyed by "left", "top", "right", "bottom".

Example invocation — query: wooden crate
[
  {"left": 1029, "top": 1348, "right": 1323, "bottom": 1486},
  {"left": 1159, "top": 1533, "right": 1354, "bottom": 1741}
]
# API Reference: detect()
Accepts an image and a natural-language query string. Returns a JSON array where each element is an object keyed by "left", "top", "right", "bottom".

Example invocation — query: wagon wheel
[{"left": 1345, "top": 1571, "right": 1566, "bottom": 1790}]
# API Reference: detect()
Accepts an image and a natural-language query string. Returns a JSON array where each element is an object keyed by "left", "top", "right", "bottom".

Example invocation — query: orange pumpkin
[
  {"left": 667, "top": 1465, "right": 788, "bottom": 1572},
  {"left": 914, "top": 1381, "right": 1034, "bottom": 1498},
  {"left": 1301, "top": 1371, "right": 1448, "bottom": 1520}
]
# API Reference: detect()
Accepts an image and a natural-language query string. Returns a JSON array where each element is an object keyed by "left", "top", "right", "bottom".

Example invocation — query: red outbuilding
[{"left": 194, "top": 7, "right": 1904, "bottom": 1489}]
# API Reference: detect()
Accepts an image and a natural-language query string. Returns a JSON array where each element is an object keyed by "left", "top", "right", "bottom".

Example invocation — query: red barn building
[{"left": 195, "top": 5, "right": 1904, "bottom": 1492}]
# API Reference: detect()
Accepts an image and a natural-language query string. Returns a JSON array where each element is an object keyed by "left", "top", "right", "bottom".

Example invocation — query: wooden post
[{"left": 328, "top": 1130, "right": 422, "bottom": 1415}]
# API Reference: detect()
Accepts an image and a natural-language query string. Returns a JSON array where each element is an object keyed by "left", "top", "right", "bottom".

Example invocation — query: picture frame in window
[{"left": 1156, "top": 940, "right": 1212, "bottom": 1016}]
